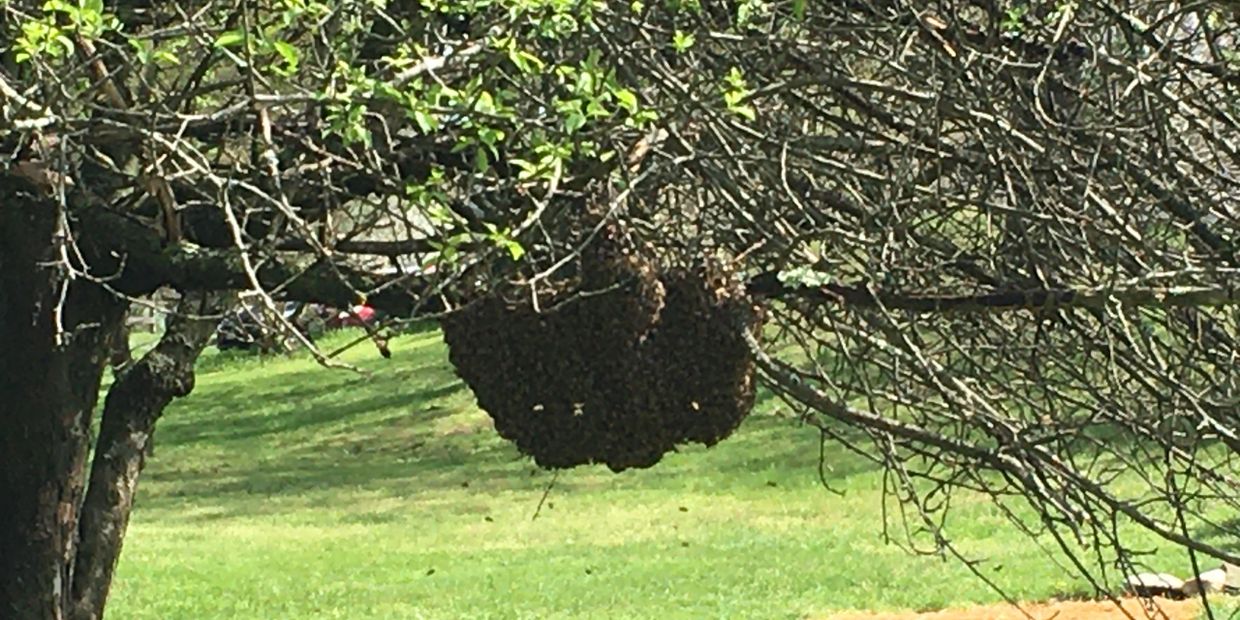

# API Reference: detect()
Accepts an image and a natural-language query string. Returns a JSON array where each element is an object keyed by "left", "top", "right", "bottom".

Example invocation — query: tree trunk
[
  {"left": 107, "top": 318, "right": 133, "bottom": 373},
  {"left": 69, "top": 293, "right": 229, "bottom": 620},
  {"left": 0, "top": 194, "right": 127, "bottom": 620},
  {"left": 1, "top": 183, "right": 230, "bottom": 618}
]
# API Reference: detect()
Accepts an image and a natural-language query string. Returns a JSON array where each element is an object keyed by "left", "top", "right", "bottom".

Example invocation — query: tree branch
[
  {"left": 82, "top": 200, "right": 1240, "bottom": 318},
  {"left": 76, "top": 206, "right": 444, "bottom": 316},
  {"left": 70, "top": 292, "right": 232, "bottom": 620},
  {"left": 746, "top": 271, "right": 1240, "bottom": 313}
]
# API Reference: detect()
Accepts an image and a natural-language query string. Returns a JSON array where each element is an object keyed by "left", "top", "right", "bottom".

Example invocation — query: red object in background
[{"left": 327, "top": 304, "right": 376, "bottom": 328}]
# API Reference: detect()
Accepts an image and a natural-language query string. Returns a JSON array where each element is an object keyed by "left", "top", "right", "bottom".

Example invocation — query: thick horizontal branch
[
  {"left": 273, "top": 237, "right": 484, "bottom": 257},
  {"left": 747, "top": 271, "right": 1240, "bottom": 313},
  {"left": 76, "top": 206, "right": 445, "bottom": 316},
  {"left": 80, "top": 199, "right": 1240, "bottom": 318}
]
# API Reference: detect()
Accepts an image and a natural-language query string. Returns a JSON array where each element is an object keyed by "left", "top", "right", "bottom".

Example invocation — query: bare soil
[{"left": 820, "top": 597, "right": 1219, "bottom": 620}]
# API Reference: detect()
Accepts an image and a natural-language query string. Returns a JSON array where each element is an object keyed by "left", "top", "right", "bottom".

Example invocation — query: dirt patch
[{"left": 821, "top": 597, "right": 1215, "bottom": 620}]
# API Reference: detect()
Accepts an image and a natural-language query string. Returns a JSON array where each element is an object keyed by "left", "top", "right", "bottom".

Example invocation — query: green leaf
[
  {"left": 440, "top": 245, "right": 458, "bottom": 263},
  {"left": 504, "top": 239, "right": 525, "bottom": 261},
  {"left": 54, "top": 34, "right": 75, "bottom": 55},
  {"left": 154, "top": 50, "right": 180, "bottom": 65},
  {"left": 1002, "top": 5, "right": 1029, "bottom": 33},
  {"left": 477, "top": 126, "right": 505, "bottom": 148},
  {"left": 272, "top": 40, "right": 298, "bottom": 65},
  {"left": 507, "top": 48, "right": 545, "bottom": 74},
  {"left": 474, "top": 91, "right": 496, "bottom": 114},
  {"left": 214, "top": 30, "right": 245, "bottom": 48},
  {"left": 778, "top": 266, "right": 831, "bottom": 287},
  {"left": 613, "top": 88, "right": 638, "bottom": 113},
  {"left": 585, "top": 100, "right": 608, "bottom": 118},
  {"left": 510, "top": 158, "right": 538, "bottom": 179},
  {"left": 672, "top": 30, "right": 695, "bottom": 52},
  {"left": 565, "top": 111, "right": 586, "bottom": 133},
  {"left": 412, "top": 110, "right": 437, "bottom": 133},
  {"left": 722, "top": 66, "right": 756, "bottom": 120},
  {"left": 576, "top": 70, "right": 595, "bottom": 95},
  {"left": 725, "top": 66, "right": 747, "bottom": 89},
  {"left": 484, "top": 225, "right": 526, "bottom": 261}
]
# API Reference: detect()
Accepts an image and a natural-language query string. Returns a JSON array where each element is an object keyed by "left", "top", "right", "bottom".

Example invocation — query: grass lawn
[{"left": 103, "top": 328, "right": 1232, "bottom": 619}]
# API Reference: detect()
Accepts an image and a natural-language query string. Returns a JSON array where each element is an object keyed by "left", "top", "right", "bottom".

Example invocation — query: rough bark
[
  {"left": 72, "top": 205, "right": 445, "bottom": 316},
  {"left": 0, "top": 191, "right": 127, "bottom": 620},
  {"left": 69, "top": 292, "right": 230, "bottom": 620},
  {"left": 107, "top": 318, "right": 133, "bottom": 373}
]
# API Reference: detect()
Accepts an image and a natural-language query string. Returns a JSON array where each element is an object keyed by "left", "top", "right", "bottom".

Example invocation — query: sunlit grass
[{"left": 104, "top": 328, "right": 1232, "bottom": 619}]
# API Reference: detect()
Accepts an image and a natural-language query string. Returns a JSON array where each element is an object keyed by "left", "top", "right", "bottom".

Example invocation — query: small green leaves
[
  {"left": 15, "top": 20, "right": 74, "bottom": 63},
  {"left": 411, "top": 109, "right": 439, "bottom": 134},
  {"left": 550, "top": 52, "right": 638, "bottom": 134},
  {"left": 473, "top": 90, "right": 497, "bottom": 115},
  {"left": 45, "top": 0, "right": 117, "bottom": 38},
  {"left": 214, "top": 30, "right": 246, "bottom": 49},
  {"left": 128, "top": 38, "right": 181, "bottom": 66},
  {"left": 722, "top": 66, "right": 757, "bottom": 121},
  {"left": 213, "top": 26, "right": 302, "bottom": 77},
  {"left": 1001, "top": 5, "right": 1029, "bottom": 34},
  {"left": 403, "top": 79, "right": 450, "bottom": 134},
  {"left": 14, "top": 0, "right": 118, "bottom": 63},
  {"left": 484, "top": 223, "right": 525, "bottom": 261},
  {"left": 492, "top": 35, "right": 546, "bottom": 74},
  {"left": 511, "top": 141, "right": 570, "bottom": 182},
  {"left": 736, "top": 0, "right": 766, "bottom": 29},
  {"left": 325, "top": 101, "right": 373, "bottom": 148},
  {"left": 672, "top": 30, "right": 695, "bottom": 52},
  {"left": 613, "top": 88, "right": 639, "bottom": 114},
  {"left": 271, "top": 40, "right": 300, "bottom": 75},
  {"left": 477, "top": 126, "right": 506, "bottom": 151},
  {"left": 778, "top": 266, "right": 832, "bottom": 288},
  {"left": 406, "top": 167, "right": 451, "bottom": 216},
  {"left": 564, "top": 110, "right": 587, "bottom": 134}
]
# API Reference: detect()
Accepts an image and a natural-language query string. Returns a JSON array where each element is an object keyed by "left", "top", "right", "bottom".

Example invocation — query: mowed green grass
[{"left": 104, "top": 328, "right": 1225, "bottom": 619}]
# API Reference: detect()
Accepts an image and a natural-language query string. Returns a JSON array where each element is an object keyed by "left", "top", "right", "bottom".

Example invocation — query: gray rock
[
  {"left": 1125, "top": 572, "right": 1184, "bottom": 598},
  {"left": 1181, "top": 567, "right": 1227, "bottom": 596},
  {"left": 1224, "top": 562, "right": 1240, "bottom": 592}
]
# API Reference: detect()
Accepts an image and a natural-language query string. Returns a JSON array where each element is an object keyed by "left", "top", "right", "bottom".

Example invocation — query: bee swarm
[{"left": 440, "top": 222, "right": 764, "bottom": 472}]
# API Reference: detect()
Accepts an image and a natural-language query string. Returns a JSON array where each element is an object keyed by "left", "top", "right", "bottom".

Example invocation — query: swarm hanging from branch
[{"left": 440, "top": 219, "right": 764, "bottom": 472}]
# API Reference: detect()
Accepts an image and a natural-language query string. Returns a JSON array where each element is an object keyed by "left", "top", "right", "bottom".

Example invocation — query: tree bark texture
[
  {"left": 0, "top": 193, "right": 127, "bottom": 619},
  {"left": 106, "top": 318, "right": 133, "bottom": 373},
  {"left": 69, "top": 292, "right": 229, "bottom": 620},
  {"left": 0, "top": 185, "right": 225, "bottom": 619}
]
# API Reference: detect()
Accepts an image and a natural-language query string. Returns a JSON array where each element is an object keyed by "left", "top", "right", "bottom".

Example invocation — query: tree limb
[{"left": 70, "top": 292, "right": 232, "bottom": 620}]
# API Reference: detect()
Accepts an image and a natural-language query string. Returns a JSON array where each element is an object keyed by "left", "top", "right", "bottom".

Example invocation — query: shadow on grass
[
  {"left": 142, "top": 442, "right": 522, "bottom": 501},
  {"left": 137, "top": 330, "right": 886, "bottom": 520},
  {"left": 142, "top": 417, "right": 883, "bottom": 522},
  {"left": 157, "top": 379, "right": 464, "bottom": 446}
]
